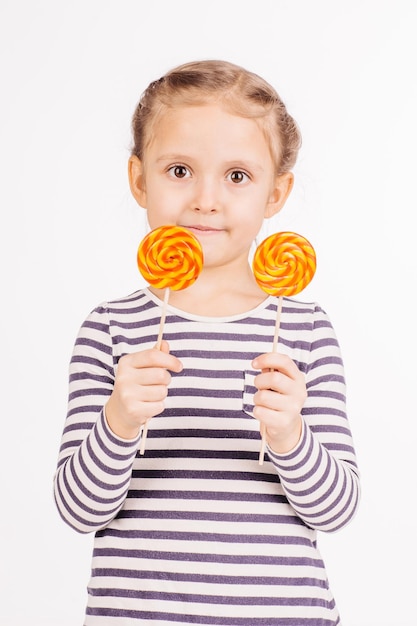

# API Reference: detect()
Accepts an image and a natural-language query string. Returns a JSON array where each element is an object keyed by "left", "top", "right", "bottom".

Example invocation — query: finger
[
  {"left": 254, "top": 370, "right": 293, "bottom": 394},
  {"left": 158, "top": 339, "right": 170, "bottom": 354},
  {"left": 138, "top": 383, "right": 169, "bottom": 403},
  {"left": 254, "top": 386, "right": 306, "bottom": 420},
  {"left": 253, "top": 403, "right": 286, "bottom": 426},
  {"left": 131, "top": 399, "right": 166, "bottom": 422},
  {"left": 252, "top": 353, "right": 300, "bottom": 379},
  {"left": 120, "top": 348, "right": 183, "bottom": 373},
  {"left": 254, "top": 388, "right": 287, "bottom": 413},
  {"left": 134, "top": 367, "right": 172, "bottom": 387}
]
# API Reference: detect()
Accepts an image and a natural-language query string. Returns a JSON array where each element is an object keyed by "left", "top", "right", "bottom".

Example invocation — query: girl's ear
[
  {"left": 128, "top": 155, "right": 147, "bottom": 207},
  {"left": 265, "top": 172, "right": 294, "bottom": 218}
]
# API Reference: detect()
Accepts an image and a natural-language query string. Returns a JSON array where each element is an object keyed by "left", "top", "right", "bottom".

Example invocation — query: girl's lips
[{"left": 184, "top": 225, "right": 224, "bottom": 234}]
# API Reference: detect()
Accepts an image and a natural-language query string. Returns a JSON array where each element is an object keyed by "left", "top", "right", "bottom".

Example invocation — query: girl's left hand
[{"left": 251, "top": 352, "right": 307, "bottom": 455}]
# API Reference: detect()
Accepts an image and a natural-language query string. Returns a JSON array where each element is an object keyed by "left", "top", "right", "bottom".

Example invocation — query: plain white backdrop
[{"left": 1, "top": 1, "right": 416, "bottom": 624}]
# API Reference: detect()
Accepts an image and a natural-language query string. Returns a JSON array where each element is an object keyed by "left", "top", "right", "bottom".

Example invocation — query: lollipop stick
[
  {"left": 156, "top": 287, "right": 170, "bottom": 349},
  {"left": 259, "top": 295, "right": 283, "bottom": 465},
  {"left": 258, "top": 423, "right": 267, "bottom": 465},
  {"left": 272, "top": 295, "right": 283, "bottom": 354},
  {"left": 140, "top": 287, "right": 170, "bottom": 455}
]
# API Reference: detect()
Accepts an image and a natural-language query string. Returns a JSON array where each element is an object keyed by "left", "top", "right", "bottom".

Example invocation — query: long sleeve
[
  {"left": 53, "top": 305, "right": 140, "bottom": 533},
  {"left": 267, "top": 304, "right": 360, "bottom": 532}
]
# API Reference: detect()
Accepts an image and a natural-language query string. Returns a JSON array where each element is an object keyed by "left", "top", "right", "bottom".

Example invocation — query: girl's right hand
[{"left": 105, "top": 340, "right": 183, "bottom": 439}]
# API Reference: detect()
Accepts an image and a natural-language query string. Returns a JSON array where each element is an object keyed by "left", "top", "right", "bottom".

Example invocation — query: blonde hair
[{"left": 131, "top": 60, "right": 301, "bottom": 176}]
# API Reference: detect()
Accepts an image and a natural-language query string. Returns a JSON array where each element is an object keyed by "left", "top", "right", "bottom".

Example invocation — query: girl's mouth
[{"left": 184, "top": 225, "right": 223, "bottom": 234}]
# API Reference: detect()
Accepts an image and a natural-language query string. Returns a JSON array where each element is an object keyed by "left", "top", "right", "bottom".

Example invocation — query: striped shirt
[{"left": 54, "top": 288, "right": 360, "bottom": 625}]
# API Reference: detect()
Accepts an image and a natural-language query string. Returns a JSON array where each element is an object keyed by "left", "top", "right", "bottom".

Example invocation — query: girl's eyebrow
[
  {"left": 223, "top": 160, "right": 265, "bottom": 173},
  {"left": 156, "top": 154, "right": 190, "bottom": 163}
]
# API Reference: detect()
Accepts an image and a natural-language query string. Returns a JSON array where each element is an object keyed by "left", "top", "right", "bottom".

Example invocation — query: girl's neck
[{"left": 149, "top": 264, "right": 268, "bottom": 317}]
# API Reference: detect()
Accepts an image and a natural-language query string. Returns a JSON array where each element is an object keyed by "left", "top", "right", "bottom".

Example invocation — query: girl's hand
[
  {"left": 251, "top": 352, "right": 307, "bottom": 454},
  {"left": 105, "top": 340, "right": 183, "bottom": 439}
]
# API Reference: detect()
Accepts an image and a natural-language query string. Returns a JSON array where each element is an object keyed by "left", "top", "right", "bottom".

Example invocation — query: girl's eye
[
  {"left": 228, "top": 170, "right": 249, "bottom": 184},
  {"left": 168, "top": 165, "right": 190, "bottom": 179}
]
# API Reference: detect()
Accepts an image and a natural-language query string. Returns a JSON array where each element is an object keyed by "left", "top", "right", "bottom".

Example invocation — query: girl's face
[{"left": 129, "top": 104, "right": 292, "bottom": 272}]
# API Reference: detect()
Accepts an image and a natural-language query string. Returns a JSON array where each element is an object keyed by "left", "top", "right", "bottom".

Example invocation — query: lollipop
[
  {"left": 253, "top": 231, "right": 316, "bottom": 298},
  {"left": 138, "top": 224, "right": 203, "bottom": 293},
  {"left": 137, "top": 225, "right": 203, "bottom": 453},
  {"left": 252, "top": 232, "right": 316, "bottom": 464}
]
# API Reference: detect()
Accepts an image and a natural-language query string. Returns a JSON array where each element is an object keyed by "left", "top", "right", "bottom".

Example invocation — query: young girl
[{"left": 54, "top": 60, "right": 360, "bottom": 625}]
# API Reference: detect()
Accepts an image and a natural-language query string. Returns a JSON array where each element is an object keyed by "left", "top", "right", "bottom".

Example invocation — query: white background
[{"left": 1, "top": 1, "right": 416, "bottom": 624}]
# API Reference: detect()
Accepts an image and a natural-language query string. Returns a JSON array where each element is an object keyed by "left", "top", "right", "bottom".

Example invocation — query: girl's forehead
[
  {"left": 156, "top": 102, "right": 238, "bottom": 122},
  {"left": 150, "top": 103, "right": 268, "bottom": 143},
  {"left": 146, "top": 105, "right": 272, "bottom": 160}
]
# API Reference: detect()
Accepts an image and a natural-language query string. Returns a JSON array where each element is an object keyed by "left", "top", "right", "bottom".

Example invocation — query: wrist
[
  {"left": 104, "top": 402, "right": 141, "bottom": 441},
  {"left": 266, "top": 416, "right": 303, "bottom": 455}
]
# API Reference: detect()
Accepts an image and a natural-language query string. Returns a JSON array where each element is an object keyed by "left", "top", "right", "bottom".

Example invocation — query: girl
[{"left": 54, "top": 60, "right": 360, "bottom": 625}]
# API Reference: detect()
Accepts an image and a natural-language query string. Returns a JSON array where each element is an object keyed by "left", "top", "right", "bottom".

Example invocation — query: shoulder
[
  {"left": 279, "top": 297, "right": 340, "bottom": 350},
  {"left": 88, "top": 288, "right": 155, "bottom": 319},
  {"left": 76, "top": 288, "right": 154, "bottom": 337},
  {"left": 97, "top": 287, "right": 150, "bottom": 309},
  {"left": 278, "top": 297, "right": 331, "bottom": 327}
]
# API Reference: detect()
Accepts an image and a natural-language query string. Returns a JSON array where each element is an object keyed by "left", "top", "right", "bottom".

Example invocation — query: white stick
[
  {"left": 259, "top": 295, "right": 283, "bottom": 465},
  {"left": 156, "top": 287, "right": 170, "bottom": 350},
  {"left": 140, "top": 287, "right": 170, "bottom": 455},
  {"left": 272, "top": 295, "right": 283, "bottom": 354}
]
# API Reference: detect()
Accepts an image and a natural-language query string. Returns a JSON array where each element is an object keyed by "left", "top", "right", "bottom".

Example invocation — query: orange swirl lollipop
[
  {"left": 253, "top": 231, "right": 316, "bottom": 464},
  {"left": 137, "top": 225, "right": 203, "bottom": 291},
  {"left": 253, "top": 231, "right": 316, "bottom": 297},
  {"left": 136, "top": 225, "right": 203, "bottom": 454}
]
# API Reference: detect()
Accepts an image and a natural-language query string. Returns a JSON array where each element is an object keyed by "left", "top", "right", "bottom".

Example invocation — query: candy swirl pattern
[
  {"left": 137, "top": 225, "right": 204, "bottom": 290},
  {"left": 253, "top": 231, "right": 316, "bottom": 296}
]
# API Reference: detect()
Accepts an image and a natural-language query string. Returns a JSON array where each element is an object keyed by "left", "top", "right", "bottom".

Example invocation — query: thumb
[{"left": 158, "top": 339, "right": 170, "bottom": 354}]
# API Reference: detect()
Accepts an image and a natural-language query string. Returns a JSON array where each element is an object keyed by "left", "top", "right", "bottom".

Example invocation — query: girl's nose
[{"left": 192, "top": 178, "right": 220, "bottom": 213}]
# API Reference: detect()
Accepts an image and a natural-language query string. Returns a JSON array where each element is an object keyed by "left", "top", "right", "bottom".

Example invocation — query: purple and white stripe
[{"left": 54, "top": 288, "right": 359, "bottom": 625}]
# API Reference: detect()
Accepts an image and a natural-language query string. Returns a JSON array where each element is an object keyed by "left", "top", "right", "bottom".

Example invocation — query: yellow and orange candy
[
  {"left": 253, "top": 231, "right": 316, "bottom": 297},
  {"left": 137, "top": 225, "right": 203, "bottom": 290}
]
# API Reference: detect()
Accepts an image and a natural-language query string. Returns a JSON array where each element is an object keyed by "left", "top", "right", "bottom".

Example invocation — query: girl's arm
[
  {"left": 255, "top": 304, "right": 360, "bottom": 533},
  {"left": 53, "top": 304, "right": 181, "bottom": 534},
  {"left": 53, "top": 305, "right": 139, "bottom": 533}
]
